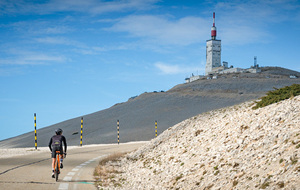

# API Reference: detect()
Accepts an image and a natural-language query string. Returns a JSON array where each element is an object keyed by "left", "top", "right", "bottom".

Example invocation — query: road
[{"left": 0, "top": 142, "right": 146, "bottom": 190}]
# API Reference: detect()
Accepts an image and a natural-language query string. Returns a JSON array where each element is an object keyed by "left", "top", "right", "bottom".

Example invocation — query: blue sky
[{"left": 0, "top": 0, "right": 300, "bottom": 141}]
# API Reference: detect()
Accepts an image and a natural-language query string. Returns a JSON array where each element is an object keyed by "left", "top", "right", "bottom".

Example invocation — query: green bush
[{"left": 253, "top": 84, "right": 300, "bottom": 109}]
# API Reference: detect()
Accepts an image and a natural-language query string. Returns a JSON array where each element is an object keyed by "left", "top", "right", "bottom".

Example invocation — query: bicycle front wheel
[{"left": 55, "top": 159, "right": 59, "bottom": 181}]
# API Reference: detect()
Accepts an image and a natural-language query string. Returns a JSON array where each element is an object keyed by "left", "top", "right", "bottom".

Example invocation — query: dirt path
[{"left": 0, "top": 142, "right": 146, "bottom": 190}]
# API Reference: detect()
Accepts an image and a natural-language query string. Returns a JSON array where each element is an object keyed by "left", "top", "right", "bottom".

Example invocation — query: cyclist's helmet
[{"left": 55, "top": 128, "right": 63, "bottom": 135}]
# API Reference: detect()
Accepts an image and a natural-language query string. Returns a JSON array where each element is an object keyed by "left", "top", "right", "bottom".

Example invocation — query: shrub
[
  {"left": 279, "top": 158, "right": 284, "bottom": 164},
  {"left": 195, "top": 129, "right": 203, "bottom": 136},
  {"left": 233, "top": 180, "right": 238, "bottom": 187},
  {"left": 290, "top": 156, "right": 298, "bottom": 165},
  {"left": 260, "top": 182, "right": 270, "bottom": 189},
  {"left": 277, "top": 181, "right": 284, "bottom": 188},
  {"left": 175, "top": 174, "right": 183, "bottom": 181},
  {"left": 253, "top": 84, "right": 300, "bottom": 109}
]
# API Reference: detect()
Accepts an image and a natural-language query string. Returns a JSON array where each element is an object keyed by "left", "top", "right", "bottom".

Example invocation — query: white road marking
[
  {"left": 63, "top": 176, "right": 72, "bottom": 181},
  {"left": 67, "top": 172, "right": 76, "bottom": 176},
  {"left": 59, "top": 183, "right": 69, "bottom": 190},
  {"left": 58, "top": 154, "right": 107, "bottom": 190}
]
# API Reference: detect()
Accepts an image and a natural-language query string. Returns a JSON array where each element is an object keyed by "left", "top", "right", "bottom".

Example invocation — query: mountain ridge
[{"left": 1, "top": 67, "right": 300, "bottom": 148}]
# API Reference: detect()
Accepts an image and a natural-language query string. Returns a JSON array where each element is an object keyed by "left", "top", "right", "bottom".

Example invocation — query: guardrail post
[
  {"left": 80, "top": 117, "right": 83, "bottom": 146},
  {"left": 117, "top": 120, "right": 120, "bottom": 144},
  {"left": 155, "top": 120, "right": 158, "bottom": 137},
  {"left": 34, "top": 113, "right": 37, "bottom": 149}
]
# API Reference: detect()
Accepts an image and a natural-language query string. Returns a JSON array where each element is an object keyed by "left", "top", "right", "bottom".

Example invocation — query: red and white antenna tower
[{"left": 211, "top": 12, "right": 217, "bottom": 40}]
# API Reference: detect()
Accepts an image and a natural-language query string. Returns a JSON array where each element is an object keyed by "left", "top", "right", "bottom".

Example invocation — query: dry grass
[
  {"left": 99, "top": 152, "right": 126, "bottom": 166},
  {"left": 94, "top": 152, "right": 127, "bottom": 188}
]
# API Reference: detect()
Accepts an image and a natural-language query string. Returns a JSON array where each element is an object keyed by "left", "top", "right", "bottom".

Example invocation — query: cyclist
[{"left": 48, "top": 128, "right": 67, "bottom": 178}]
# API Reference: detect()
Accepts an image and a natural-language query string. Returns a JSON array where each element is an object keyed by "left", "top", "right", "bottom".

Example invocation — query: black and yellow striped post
[
  {"left": 34, "top": 113, "right": 37, "bottom": 149},
  {"left": 80, "top": 117, "right": 83, "bottom": 146},
  {"left": 155, "top": 120, "right": 158, "bottom": 137},
  {"left": 117, "top": 120, "right": 120, "bottom": 144}
]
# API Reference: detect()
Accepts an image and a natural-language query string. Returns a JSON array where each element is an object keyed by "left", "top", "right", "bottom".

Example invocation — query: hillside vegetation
[
  {"left": 94, "top": 94, "right": 300, "bottom": 189},
  {"left": 253, "top": 84, "right": 300, "bottom": 109}
]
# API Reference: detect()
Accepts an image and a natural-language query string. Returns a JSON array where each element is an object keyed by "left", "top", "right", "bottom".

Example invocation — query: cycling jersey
[{"left": 49, "top": 135, "right": 67, "bottom": 158}]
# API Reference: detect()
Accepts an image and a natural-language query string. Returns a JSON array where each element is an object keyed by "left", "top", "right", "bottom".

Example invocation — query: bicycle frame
[{"left": 54, "top": 150, "right": 61, "bottom": 182}]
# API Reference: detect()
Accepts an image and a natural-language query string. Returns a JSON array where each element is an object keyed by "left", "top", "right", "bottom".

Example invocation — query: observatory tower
[{"left": 205, "top": 12, "right": 221, "bottom": 75}]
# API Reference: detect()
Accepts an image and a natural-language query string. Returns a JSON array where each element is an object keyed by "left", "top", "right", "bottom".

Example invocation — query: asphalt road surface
[{"left": 0, "top": 142, "right": 146, "bottom": 190}]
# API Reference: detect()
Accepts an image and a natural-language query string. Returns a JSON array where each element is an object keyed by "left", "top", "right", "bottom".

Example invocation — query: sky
[{"left": 0, "top": 0, "right": 300, "bottom": 141}]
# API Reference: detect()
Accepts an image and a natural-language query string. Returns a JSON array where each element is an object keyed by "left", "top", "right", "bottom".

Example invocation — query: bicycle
[{"left": 54, "top": 150, "right": 61, "bottom": 182}]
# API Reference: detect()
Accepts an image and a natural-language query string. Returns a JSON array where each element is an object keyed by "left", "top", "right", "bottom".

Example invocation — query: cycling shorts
[{"left": 51, "top": 146, "right": 63, "bottom": 158}]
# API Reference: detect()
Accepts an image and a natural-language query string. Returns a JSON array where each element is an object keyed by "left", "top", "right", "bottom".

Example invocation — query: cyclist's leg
[
  {"left": 51, "top": 149, "right": 56, "bottom": 178},
  {"left": 51, "top": 158, "right": 56, "bottom": 178},
  {"left": 52, "top": 158, "right": 56, "bottom": 169},
  {"left": 59, "top": 148, "right": 64, "bottom": 169},
  {"left": 51, "top": 148, "right": 57, "bottom": 169}
]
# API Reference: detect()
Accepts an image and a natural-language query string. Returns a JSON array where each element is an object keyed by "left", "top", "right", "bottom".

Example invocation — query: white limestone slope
[{"left": 102, "top": 96, "right": 300, "bottom": 189}]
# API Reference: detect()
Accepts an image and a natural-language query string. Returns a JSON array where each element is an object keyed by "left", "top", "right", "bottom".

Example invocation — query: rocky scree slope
[{"left": 98, "top": 96, "right": 300, "bottom": 189}]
